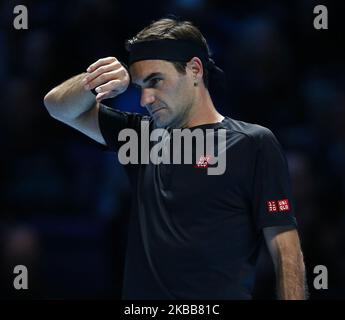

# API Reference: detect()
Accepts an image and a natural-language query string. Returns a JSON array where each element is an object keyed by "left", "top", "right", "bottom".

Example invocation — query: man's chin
[
  {"left": 152, "top": 113, "right": 181, "bottom": 129},
  {"left": 152, "top": 117, "right": 165, "bottom": 128},
  {"left": 153, "top": 114, "right": 172, "bottom": 128}
]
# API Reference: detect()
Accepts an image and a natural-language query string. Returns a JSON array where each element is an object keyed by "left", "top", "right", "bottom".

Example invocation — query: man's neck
[{"left": 183, "top": 89, "right": 224, "bottom": 128}]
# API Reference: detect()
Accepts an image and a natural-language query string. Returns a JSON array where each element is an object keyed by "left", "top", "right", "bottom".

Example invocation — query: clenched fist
[{"left": 82, "top": 57, "right": 130, "bottom": 102}]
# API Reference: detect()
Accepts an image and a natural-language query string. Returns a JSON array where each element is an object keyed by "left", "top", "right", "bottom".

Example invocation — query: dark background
[{"left": 0, "top": 0, "right": 344, "bottom": 299}]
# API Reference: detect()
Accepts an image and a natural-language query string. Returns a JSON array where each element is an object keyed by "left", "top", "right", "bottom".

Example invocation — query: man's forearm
[
  {"left": 276, "top": 250, "right": 308, "bottom": 300},
  {"left": 44, "top": 73, "right": 95, "bottom": 120}
]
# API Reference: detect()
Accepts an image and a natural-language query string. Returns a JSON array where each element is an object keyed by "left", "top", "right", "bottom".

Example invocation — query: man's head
[{"left": 125, "top": 18, "right": 213, "bottom": 128}]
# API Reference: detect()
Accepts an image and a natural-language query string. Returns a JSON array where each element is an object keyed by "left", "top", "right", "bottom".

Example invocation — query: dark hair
[{"left": 126, "top": 17, "right": 212, "bottom": 88}]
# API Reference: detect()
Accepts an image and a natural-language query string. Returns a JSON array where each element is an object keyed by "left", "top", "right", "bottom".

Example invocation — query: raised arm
[
  {"left": 43, "top": 57, "right": 130, "bottom": 144},
  {"left": 263, "top": 225, "right": 308, "bottom": 300}
]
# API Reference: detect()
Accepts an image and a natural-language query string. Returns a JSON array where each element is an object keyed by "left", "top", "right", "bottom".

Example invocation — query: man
[{"left": 44, "top": 18, "right": 307, "bottom": 299}]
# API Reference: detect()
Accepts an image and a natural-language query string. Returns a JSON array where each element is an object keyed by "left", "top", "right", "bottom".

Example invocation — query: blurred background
[{"left": 0, "top": 0, "right": 344, "bottom": 299}]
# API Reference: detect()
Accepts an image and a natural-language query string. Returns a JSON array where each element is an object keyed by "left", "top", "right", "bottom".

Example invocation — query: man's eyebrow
[
  {"left": 132, "top": 72, "right": 163, "bottom": 87},
  {"left": 143, "top": 72, "right": 162, "bottom": 83}
]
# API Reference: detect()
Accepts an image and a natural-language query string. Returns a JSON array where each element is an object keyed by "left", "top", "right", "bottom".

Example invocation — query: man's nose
[{"left": 140, "top": 88, "right": 155, "bottom": 108}]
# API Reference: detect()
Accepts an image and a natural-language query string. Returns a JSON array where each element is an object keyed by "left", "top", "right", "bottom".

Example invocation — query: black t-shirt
[{"left": 98, "top": 104, "right": 297, "bottom": 299}]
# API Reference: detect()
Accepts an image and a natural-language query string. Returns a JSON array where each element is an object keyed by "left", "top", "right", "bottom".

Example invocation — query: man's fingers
[
  {"left": 86, "top": 57, "right": 117, "bottom": 73},
  {"left": 95, "top": 79, "right": 122, "bottom": 93},
  {"left": 83, "top": 57, "right": 129, "bottom": 97},
  {"left": 95, "top": 91, "right": 108, "bottom": 102},
  {"left": 95, "top": 90, "right": 117, "bottom": 102},
  {"left": 84, "top": 69, "right": 124, "bottom": 90},
  {"left": 84, "top": 62, "right": 121, "bottom": 85}
]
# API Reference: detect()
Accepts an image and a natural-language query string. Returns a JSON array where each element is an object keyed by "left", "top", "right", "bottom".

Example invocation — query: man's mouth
[{"left": 151, "top": 107, "right": 164, "bottom": 115}]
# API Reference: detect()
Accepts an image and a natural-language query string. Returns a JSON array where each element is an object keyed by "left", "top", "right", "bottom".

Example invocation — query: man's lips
[{"left": 151, "top": 107, "right": 164, "bottom": 115}]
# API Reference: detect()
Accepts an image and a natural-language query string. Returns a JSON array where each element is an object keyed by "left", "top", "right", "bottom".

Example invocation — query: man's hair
[{"left": 125, "top": 17, "right": 212, "bottom": 88}]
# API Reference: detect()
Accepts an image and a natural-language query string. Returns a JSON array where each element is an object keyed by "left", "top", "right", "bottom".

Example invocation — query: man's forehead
[{"left": 130, "top": 60, "right": 173, "bottom": 83}]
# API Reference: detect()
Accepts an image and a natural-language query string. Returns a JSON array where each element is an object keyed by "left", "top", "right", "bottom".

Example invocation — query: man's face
[{"left": 130, "top": 60, "right": 195, "bottom": 128}]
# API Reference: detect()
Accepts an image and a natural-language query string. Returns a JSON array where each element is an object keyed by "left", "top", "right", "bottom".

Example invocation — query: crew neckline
[{"left": 183, "top": 117, "right": 228, "bottom": 130}]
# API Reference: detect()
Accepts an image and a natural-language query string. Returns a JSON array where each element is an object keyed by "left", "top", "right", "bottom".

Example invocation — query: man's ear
[{"left": 187, "top": 57, "right": 203, "bottom": 80}]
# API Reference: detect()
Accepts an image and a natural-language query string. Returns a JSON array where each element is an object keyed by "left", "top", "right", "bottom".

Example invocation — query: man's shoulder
[{"left": 223, "top": 116, "right": 276, "bottom": 143}]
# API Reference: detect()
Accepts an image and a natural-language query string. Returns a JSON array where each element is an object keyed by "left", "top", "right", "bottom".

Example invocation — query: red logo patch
[
  {"left": 267, "top": 199, "right": 290, "bottom": 213},
  {"left": 277, "top": 199, "right": 290, "bottom": 212},
  {"left": 267, "top": 200, "right": 278, "bottom": 212},
  {"left": 195, "top": 155, "right": 211, "bottom": 168}
]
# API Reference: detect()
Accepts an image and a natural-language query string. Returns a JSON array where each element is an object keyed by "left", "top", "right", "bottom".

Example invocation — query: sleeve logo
[{"left": 267, "top": 199, "right": 290, "bottom": 213}]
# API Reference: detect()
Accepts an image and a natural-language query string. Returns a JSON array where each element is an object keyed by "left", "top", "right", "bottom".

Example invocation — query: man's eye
[{"left": 150, "top": 78, "right": 161, "bottom": 87}]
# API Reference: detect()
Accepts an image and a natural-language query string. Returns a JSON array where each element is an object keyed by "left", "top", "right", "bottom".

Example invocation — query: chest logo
[{"left": 194, "top": 155, "right": 212, "bottom": 168}]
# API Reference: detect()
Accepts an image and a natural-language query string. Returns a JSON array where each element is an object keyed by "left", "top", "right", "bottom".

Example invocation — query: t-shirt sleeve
[
  {"left": 98, "top": 104, "right": 150, "bottom": 152},
  {"left": 251, "top": 127, "right": 297, "bottom": 231}
]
